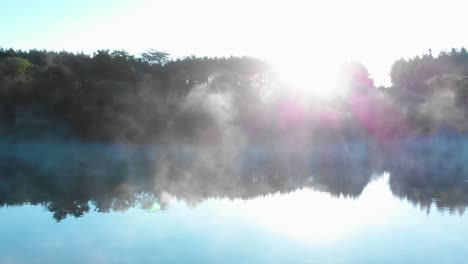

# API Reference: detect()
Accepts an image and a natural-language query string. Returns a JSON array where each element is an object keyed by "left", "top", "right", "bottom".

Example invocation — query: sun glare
[
  {"left": 231, "top": 174, "right": 399, "bottom": 243},
  {"left": 269, "top": 54, "right": 344, "bottom": 100}
]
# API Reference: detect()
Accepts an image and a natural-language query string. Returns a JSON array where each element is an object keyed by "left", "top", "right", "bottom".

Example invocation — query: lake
[{"left": 1, "top": 135, "right": 468, "bottom": 263}]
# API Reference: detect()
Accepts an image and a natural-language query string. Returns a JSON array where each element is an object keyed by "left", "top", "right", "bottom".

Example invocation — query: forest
[
  {"left": 2, "top": 47, "right": 468, "bottom": 143},
  {"left": 3, "top": 47, "right": 468, "bottom": 220}
]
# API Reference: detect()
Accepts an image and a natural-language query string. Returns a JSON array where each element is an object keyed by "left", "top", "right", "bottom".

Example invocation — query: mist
[{"left": 3, "top": 47, "right": 468, "bottom": 220}]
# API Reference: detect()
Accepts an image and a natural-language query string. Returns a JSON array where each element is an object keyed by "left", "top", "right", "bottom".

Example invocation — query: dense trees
[
  {"left": 4, "top": 47, "right": 468, "bottom": 143},
  {"left": 0, "top": 48, "right": 274, "bottom": 142},
  {"left": 387, "top": 48, "right": 468, "bottom": 134}
]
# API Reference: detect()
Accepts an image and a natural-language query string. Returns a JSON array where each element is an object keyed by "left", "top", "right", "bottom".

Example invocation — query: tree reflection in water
[{"left": 1, "top": 135, "right": 468, "bottom": 221}]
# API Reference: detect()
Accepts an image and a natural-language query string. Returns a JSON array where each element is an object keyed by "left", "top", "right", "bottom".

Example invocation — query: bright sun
[{"left": 269, "top": 54, "right": 344, "bottom": 100}]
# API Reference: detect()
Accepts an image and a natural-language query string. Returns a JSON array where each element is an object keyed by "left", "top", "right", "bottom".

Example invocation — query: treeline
[
  {"left": 0, "top": 48, "right": 272, "bottom": 142},
  {"left": 388, "top": 48, "right": 468, "bottom": 134},
  {"left": 3, "top": 47, "right": 468, "bottom": 143}
]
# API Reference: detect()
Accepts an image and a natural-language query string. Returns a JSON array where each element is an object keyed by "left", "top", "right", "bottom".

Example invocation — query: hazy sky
[{"left": 2, "top": 0, "right": 468, "bottom": 86}]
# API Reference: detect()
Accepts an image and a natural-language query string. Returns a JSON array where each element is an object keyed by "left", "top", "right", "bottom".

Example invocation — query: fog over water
[
  {"left": 1, "top": 127, "right": 467, "bottom": 221},
  {"left": 2, "top": 131, "right": 468, "bottom": 263}
]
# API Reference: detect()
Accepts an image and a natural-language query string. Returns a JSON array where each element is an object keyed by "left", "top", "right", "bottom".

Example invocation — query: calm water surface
[{"left": 1, "top": 137, "right": 468, "bottom": 263}]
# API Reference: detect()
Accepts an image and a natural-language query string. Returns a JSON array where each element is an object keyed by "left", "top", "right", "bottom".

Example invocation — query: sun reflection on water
[{"left": 222, "top": 173, "right": 400, "bottom": 242}]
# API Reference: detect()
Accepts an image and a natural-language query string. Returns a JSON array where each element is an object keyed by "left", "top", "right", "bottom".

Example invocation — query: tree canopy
[{"left": 2, "top": 47, "right": 468, "bottom": 143}]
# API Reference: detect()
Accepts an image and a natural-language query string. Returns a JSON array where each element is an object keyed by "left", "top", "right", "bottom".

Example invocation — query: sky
[{"left": 2, "top": 0, "right": 468, "bottom": 86}]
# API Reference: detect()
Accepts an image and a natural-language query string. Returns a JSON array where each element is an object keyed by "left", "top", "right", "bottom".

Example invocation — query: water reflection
[
  {"left": 227, "top": 174, "right": 401, "bottom": 242},
  {"left": 1, "top": 134, "right": 468, "bottom": 220}
]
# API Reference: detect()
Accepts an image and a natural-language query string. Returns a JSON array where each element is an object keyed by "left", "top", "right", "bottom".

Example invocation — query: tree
[
  {"left": 339, "top": 61, "right": 374, "bottom": 93},
  {"left": 141, "top": 49, "right": 170, "bottom": 65},
  {"left": 0, "top": 57, "right": 31, "bottom": 77}
]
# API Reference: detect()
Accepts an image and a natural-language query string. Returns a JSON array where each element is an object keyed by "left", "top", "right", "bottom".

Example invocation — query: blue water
[
  {"left": 1, "top": 176, "right": 467, "bottom": 264},
  {"left": 2, "top": 135, "right": 468, "bottom": 263}
]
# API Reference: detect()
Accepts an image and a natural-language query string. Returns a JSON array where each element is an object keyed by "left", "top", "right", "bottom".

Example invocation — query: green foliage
[
  {"left": 0, "top": 57, "right": 32, "bottom": 77},
  {"left": 0, "top": 48, "right": 272, "bottom": 141},
  {"left": 4, "top": 46, "right": 468, "bottom": 142}
]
